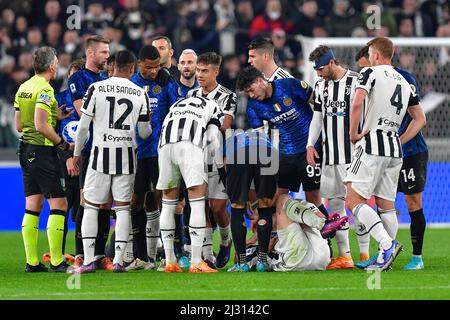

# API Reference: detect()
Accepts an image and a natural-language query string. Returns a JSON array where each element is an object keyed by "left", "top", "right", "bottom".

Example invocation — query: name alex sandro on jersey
[{"left": 98, "top": 84, "right": 142, "bottom": 96}]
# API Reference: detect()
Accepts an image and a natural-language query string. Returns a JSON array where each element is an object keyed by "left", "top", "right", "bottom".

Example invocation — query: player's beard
[
  {"left": 95, "top": 60, "right": 107, "bottom": 71},
  {"left": 183, "top": 71, "right": 195, "bottom": 80}
]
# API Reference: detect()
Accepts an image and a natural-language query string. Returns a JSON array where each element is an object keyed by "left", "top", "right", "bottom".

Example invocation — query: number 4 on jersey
[{"left": 390, "top": 84, "right": 403, "bottom": 115}]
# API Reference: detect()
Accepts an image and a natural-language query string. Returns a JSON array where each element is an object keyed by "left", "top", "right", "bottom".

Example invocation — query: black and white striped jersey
[
  {"left": 313, "top": 69, "right": 358, "bottom": 165},
  {"left": 356, "top": 65, "right": 420, "bottom": 158},
  {"left": 159, "top": 96, "right": 222, "bottom": 149},
  {"left": 266, "top": 67, "right": 293, "bottom": 81},
  {"left": 188, "top": 84, "right": 237, "bottom": 119},
  {"left": 80, "top": 77, "right": 150, "bottom": 174}
]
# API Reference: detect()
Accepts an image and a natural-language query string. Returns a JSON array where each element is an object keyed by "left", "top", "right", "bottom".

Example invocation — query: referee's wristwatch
[{"left": 55, "top": 137, "right": 70, "bottom": 151}]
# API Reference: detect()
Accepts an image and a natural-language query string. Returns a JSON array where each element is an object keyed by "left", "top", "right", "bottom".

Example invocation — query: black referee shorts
[
  {"left": 226, "top": 147, "right": 277, "bottom": 204},
  {"left": 278, "top": 148, "right": 323, "bottom": 192},
  {"left": 397, "top": 152, "right": 428, "bottom": 195},
  {"left": 134, "top": 157, "right": 159, "bottom": 194},
  {"left": 19, "top": 142, "right": 65, "bottom": 199}
]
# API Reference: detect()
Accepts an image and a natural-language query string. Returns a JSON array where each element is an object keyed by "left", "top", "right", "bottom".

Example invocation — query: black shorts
[
  {"left": 398, "top": 152, "right": 428, "bottom": 195},
  {"left": 134, "top": 157, "right": 159, "bottom": 194},
  {"left": 19, "top": 142, "right": 65, "bottom": 198},
  {"left": 278, "top": 149, "right": 322, "bottom": 192},
  {"left": 78, "top": 154, "right": 90, "bottom": 189},
  {"left": 226, "top": 148, "right": 277, "bottom": 204}
]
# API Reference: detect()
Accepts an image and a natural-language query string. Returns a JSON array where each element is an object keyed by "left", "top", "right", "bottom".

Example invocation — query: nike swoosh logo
[
  {"left": 408, "top": 185, "right": 416, "bottom": 189},
  {"left": 28, "top": 158, "right": 35, "bottom": 163}
]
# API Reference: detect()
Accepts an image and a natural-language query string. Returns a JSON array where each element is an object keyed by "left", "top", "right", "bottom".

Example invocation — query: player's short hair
[
  {"left": 152, "top": 35, "right": 172, "bottom": 49},
  {"left": 355, "top": 45, "right": 369, "bottom": 62},
  {"left": 236, "top": 66, "right": 265, "bottom": 91},
  {"left": 115, "top": 50, "right": 137, "bottom": 71},
  {"left": 138, "top": 45, "right": 160, "bottom": 61},
  {"left": 247, "top": 37, "right": 274, "bottom": 56},
  {"left": 197, "top": 52, "right": 222, "bottom": 68},
  {"left": 309, "top": 45, "right": 339, "bottom": 68},
  {"left": 367, "top": 36, "right": 394, "bottom": 60},
  {"left": 69, "top": 58, "right": 85, "bottom": 71},
  {"left": 180, "top": 49, "right": 197, "bottom": 57},
  {"left": 32, "top": 46, "right": 57, "bottom": 74},
  {"left": 106, "top": 53, "right": 115, "bottom": 66},
  {"left": 85, "top": 35, "right": 110, "bottom": 49}
]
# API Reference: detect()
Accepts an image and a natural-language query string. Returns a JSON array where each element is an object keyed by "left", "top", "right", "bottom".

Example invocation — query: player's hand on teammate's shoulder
[
  {"left": 156, "top": 68, "right": 170, "bottom": 86},
  {"left": 57, "top": 104, "right": 75, "bottom": 120},
  {"left": 306, "top": 146, "right": 319, "bottom": 166}
]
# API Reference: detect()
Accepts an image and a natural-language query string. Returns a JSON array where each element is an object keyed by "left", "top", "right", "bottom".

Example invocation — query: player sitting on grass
[{"left": 271, "top": 194, "right": 347, "bottom": 272}]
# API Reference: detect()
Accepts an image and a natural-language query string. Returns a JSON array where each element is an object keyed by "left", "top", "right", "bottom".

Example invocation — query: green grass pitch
[{"left": 0, "top": 229, "right": 449, "bottom": 300}]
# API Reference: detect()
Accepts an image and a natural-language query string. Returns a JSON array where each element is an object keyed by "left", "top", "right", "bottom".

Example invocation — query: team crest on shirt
[
  {"left": 273, "top": 103, "right": 282, "bottom": 112},
  {"left": 69, "top": 83, "right": 76, "bottom": 94},
  {"left": 152, "top": 85, "right": 161, "bottom": 94},
  {"left": 300, "top": 81, "right": 308, "bottom": 89},
  {"left": 283, "top": 97, "right": 292, "bottom": 106},
  {"left": 345, "top": 85, "right": 352, "bottom": 95}
]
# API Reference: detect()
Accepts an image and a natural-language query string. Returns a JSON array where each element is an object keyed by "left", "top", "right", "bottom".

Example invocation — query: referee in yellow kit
[{"left": 15, "top": 46, "right": 73, "bottom": 272}]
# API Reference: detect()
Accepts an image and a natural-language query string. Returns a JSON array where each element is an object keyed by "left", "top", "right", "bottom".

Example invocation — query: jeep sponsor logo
[
  {"left": 325, "top": 100, "right": 347, "bottom": 108},
  {"left": 378, "top": 117, "right": 400, "bottom": 128},
  {"left": 103, "top": 134, "right": 133, "bottom": 142}
]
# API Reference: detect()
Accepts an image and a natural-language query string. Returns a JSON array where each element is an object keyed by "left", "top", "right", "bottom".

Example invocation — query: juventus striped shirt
[
  {"left": 356, "top": 65, "right": 420, "bottom": 158},
  {"left": 77, "top": 77, "right": 150, "bottom": 174},
  {"left": 159, "top": 96, "right": 222, "bottom": 149},
  {"left": 313, "top": 69, "right": 358, "bottom": 165}
]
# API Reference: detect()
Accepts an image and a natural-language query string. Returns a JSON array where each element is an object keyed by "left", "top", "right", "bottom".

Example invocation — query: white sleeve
[
  {"left": 137, "top": 93, "right": 152, "bottom": 139},
  {"left": 307, "top": 111, "right": 322, "bottom": 147},
  {"left": 80, "top": 84, "right": 96, "bottom": 117},
  {"left": 137, "top": 121, "right": 152, "bottom": 139},
  {"left": 73, "top": 112, "right": 92, "bottom": 156}
]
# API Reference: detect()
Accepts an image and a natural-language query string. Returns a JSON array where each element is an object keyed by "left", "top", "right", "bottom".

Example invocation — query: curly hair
[{"left": 236, "top": 66, "right": 264, "bottom": 91}]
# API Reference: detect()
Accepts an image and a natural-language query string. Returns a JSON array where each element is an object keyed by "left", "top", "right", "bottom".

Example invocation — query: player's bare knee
[
  {"left": 231, "top": 202, "right": 246, "bottom": 209},
  {"left": 130, "top": 193, "right": 144, "bottom": 210},
  {"left": 258, "top": 197, "right": 272, "bottom": 208},
  {"left": 276, "top": 194, "right": 291, "bottom": 212},
  {"left": 405, "top": 193, "right": 422, "bottom": 211},
  {"left": 145, "top": 191, "right": 158, "bottom": 211}
]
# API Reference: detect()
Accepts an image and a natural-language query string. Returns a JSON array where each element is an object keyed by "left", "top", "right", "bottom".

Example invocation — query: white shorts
[
  {"left": 272, "top": 223, "right": 330, "bottom": 272},
  {"left": 207, "top": 172, "right": 228, "bottom": 200},
  {"left": 344, "top": 146, "right": 402, "bottom": 202},
  {"left": 156, "top": 141, "right": 207, "bottom": 190},
  {"left": 320, "top": 164, "right": 349, "bottom": 199},
  {"left": 83, "top": 167, "right": 135, "bottom": 204}
]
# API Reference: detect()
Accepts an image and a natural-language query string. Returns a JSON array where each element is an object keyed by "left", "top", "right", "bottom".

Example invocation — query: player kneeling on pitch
[
  {"left": 271, "top": 194, "right": 348, "bottom": 272},
  {"left": 71, "top": 50, "right": 152, "bottom": 273}
]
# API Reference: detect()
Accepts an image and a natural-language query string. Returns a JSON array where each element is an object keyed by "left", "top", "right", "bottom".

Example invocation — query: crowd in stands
[{"left": 0, "top": 0, "right": 449, "bottom": 148}]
